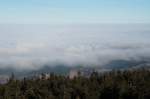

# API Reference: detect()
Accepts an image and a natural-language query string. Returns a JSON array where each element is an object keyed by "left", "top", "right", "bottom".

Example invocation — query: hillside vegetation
[{"left": 0, "top": 68, "right": 150, "bottom": 99}]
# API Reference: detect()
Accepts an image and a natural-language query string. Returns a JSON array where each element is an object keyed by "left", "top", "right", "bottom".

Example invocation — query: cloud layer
[{"left": 0, "top": 24, "right": 150, "bottom": 70}]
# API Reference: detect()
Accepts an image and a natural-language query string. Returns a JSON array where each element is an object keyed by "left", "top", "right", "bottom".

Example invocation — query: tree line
[{"left": 0, "top": 68, "right": 150, "bottom": 99}]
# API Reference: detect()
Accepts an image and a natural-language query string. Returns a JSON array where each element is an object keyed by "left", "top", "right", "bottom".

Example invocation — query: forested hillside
[{"left": 0, "top": 68, "right": 150, "bottom": 99}]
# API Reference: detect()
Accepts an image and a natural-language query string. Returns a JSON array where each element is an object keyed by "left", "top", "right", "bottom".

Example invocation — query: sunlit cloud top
[{"left": 0, "top": 24, "right": 150, "bottom": 70}]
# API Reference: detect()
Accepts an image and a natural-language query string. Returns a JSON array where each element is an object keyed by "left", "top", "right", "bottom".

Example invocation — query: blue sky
[{"left": 0, "top": 0, "right": 150, "bottom": 24}]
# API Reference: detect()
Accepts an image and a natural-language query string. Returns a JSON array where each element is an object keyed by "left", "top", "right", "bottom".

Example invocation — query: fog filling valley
[{"left": 0, "top": 24, "right": 150, "bottom": 71}]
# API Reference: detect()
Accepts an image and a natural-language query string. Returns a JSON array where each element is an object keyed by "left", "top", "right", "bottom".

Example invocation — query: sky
[
  {"left": 0, "top": 0, "right": 150, "bottom": 24},
  {"left": 0, "top": 1, "right": 150, "bottom": 70}
]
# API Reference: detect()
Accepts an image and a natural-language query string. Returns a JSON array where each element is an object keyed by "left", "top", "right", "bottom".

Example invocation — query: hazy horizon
[{"left": 0, "top": 0, "right": 150, "bottom": 71}]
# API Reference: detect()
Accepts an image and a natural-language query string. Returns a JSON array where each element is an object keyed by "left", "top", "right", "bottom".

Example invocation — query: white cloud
[{"left": 0, "top": 24, "right": 150, "bottom": 70}]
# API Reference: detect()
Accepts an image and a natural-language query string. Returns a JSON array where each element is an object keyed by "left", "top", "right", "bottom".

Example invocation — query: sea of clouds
[{"left": 0, "top": 24, "right": 150, "bottom": 70}]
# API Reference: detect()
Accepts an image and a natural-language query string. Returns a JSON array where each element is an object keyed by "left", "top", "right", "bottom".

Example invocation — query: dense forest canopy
[{"left": 0, "top": 68, "right": 150, "bottom": 99}]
